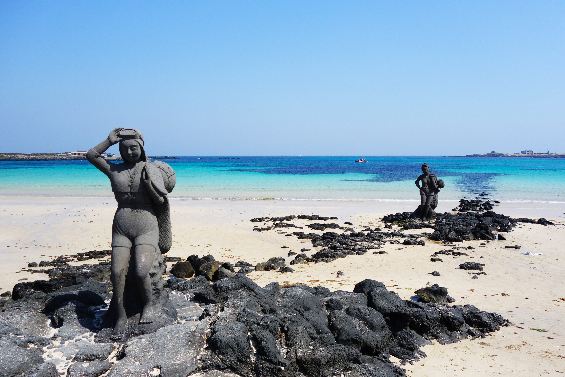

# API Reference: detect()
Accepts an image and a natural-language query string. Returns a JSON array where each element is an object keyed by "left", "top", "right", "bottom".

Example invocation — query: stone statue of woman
[{"left": 87, "top": 128, "right": 176, "bottom": 338}]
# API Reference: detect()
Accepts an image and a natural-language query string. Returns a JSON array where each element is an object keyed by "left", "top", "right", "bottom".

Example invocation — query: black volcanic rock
[
  {"left": 459, "top": 262, "right": 484, "bottom": 271},
  {"left": 255, "top": 257, "right": 286, "bottom": 271},
  {"left": 3, "top": 263, "right": 509, "bottom": 377},
  {"left": 208, "top": 322, "right": 254, "bottom": 375},
  {"left": 429, "top": 211, "right": 516, "bottom": 242},
  {"left": 403, "top": 238, "right": 425, "bottom": 246},
  {"left": 453, "top": 198, "right": 494, "bottom": 212},
  {"left": 183, "top": 276, "right": 508, "bottom": 376},
  {"left": 170, "top": 261, "right": 195, "bottom": 278},
  {"left": 13, "top": 263, "right": 111, "bottom": 300},
  {"left": 415, "top": 284, "right": 455, "bottom": 304},
  {"left": 2, "top": 226, "right": 518, "bottom": 377}
]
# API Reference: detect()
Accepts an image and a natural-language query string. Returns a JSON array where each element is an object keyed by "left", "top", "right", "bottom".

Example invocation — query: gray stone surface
[
  {"left": 67, "top": 360, "right": 113, "bottom": 377},
  {"left": 0, "top": 337, "right": 44, "bottom": 376},
  {"left": 25, "top": 362, "right": 59, "bottom": 377},
  {"left": 0, "top": 298, "right": 51, "bottom": 337},
  {"left": 107, "top": 321, "right": 206, "bottom": 377},
  {"left": 167, "top": 291, "right": 204, "bottom": 321},
  {"left": 57, "top": 339, "right": 97, "bottom": 361},
  {"left": 73, "top": 342, "right": 115, "bottom": 361},
  {"left": 190, "top": 372, "right": 243, "bottom": 377},
  {"left": 0, "top": 320, "right": 21, "bottom": 336}
]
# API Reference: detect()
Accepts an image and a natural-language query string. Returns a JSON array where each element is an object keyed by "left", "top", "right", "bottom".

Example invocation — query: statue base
[{"left": 411, "top": 205, "right": 436, "bottom": 221}]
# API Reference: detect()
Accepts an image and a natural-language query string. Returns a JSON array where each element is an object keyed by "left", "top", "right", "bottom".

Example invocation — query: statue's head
[
  {"left": 421, "top": 163, "right": 430, "bottom": 174},
  {"left": 119, "top": 130, "right": 146, "bottom": 163}
]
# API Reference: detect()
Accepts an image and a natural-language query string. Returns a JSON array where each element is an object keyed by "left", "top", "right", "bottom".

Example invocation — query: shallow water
[{"left": 2, "top": 156, "right": 565, "bottom": 203}]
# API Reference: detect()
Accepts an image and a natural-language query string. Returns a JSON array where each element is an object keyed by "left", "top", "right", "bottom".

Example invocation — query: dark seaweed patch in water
[
  {"left": 226, "top": 160, "right": 425, "bottom": 177},
  {"left": 212, "top": 158, "right": 502, "bottom": 196},
  {"left": 452, "top": 172, "right": 500, "bottom": 196},
  {"left": 522, "top": 168, "right": 565, "bottom": 171},
  {"left": 350, "top": 170, "right": 500, "bottom": 196}
]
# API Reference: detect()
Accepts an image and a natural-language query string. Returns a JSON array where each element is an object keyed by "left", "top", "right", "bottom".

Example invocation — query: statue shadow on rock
[
  {"left": 44, "top": 292, "right": 105, "bottom": 335},
  {"left": 411, "top": 204, "right": 438, "bottom": 221}
]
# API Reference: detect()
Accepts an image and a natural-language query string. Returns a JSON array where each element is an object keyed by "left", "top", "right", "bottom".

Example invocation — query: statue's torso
[
  {"left": 419, "top": 174, "right": 431, "bottom": 195},
  {"left": 109, "top": 162, "right": 153, "bottom": 207}
]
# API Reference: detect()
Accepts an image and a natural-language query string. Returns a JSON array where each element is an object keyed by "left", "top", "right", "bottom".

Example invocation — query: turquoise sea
[{"left": 1, "top": 156, "right": 565, "bottom": 203}]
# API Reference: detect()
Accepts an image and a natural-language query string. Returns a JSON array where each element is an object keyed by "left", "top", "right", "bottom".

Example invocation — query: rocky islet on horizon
[
  {"left": 465, "top": 151, "right": 565, "bottom": 158},
  {"left": 0, "top": 152, "right": 179, "bottom": 161}
]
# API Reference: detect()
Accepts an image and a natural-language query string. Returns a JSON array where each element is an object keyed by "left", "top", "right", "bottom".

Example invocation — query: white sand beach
[{"left": 1, "top": 196, "right": 564, "bottom": 376}]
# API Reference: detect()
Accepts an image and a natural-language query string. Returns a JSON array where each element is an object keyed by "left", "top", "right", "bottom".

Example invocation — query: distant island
[
  {"left": 0, "top": 151, "right": 118, "bottom": 161},
  {"left": 465, "top": 150, "right": 565, "bottom": 158},
  {"left": 0, "top": 152, "right": 179, "bottom": 161}
]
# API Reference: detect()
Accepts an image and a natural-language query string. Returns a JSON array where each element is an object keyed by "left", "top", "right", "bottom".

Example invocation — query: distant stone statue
[
  {"left": 87, "top": 128, "right": 176, "bottom": 339},
  {"left": 413, "top": 163, "right": 444, "bottom": 220}
]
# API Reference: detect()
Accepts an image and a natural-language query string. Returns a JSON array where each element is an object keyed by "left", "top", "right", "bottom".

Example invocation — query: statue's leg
[
  {"left": 423, "top": 194, "right": 435, "bottom": 220},
  {"left": 135, "top": 244, "right": 157, "bottom": 324},
  {"left": 111, "top": 246, "right": 131, "bottom": 336}
]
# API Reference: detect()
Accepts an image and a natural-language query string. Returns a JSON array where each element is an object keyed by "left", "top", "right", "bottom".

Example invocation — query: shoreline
[
  {"left": 1, "top": 196, "right": 564, "bottom": 375},
  {"left": 4, "top": 193, "right": 565, "bottom": 204}
]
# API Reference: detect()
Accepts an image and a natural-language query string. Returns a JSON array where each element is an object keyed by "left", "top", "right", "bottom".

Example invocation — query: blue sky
[{"left": 1, "top": 1, "right": 564, "bottom": 156}]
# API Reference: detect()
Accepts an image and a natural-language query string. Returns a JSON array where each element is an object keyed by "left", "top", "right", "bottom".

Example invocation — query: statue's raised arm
[{"left": 86, "top": 128, "right": 124, "bottom": 176}]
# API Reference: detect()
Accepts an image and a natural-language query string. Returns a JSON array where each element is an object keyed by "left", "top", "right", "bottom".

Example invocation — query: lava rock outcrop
[{"left": 190, "top": 275, "right": 508, "bottom": 377}]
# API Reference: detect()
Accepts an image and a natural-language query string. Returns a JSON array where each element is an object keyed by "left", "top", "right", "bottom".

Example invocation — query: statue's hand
[
  {"left": 142, "top": 167, "right": 151, "bottom": 185},
  {"left": 142, "top": 165, "right": 165, "bottom": 205},
  {"left": 108, "top": 128, "right": 124, "bottom": 144},
  {"left": 142, "top": 165, "right": 156, "bottom": 191}
]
